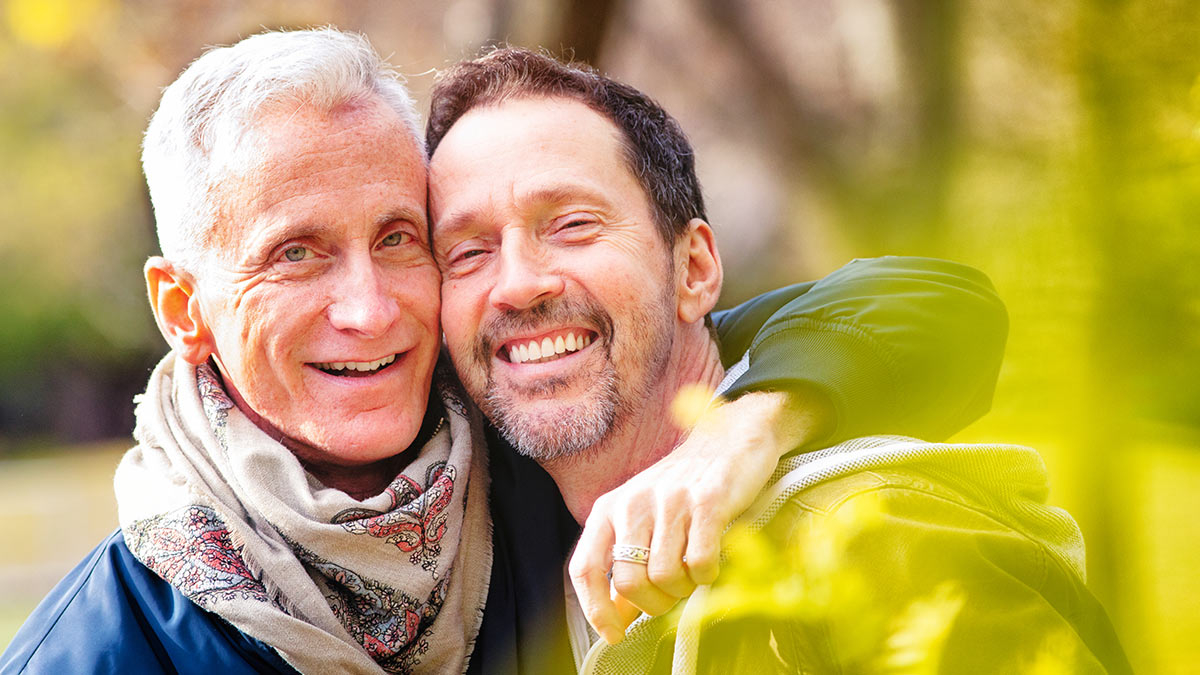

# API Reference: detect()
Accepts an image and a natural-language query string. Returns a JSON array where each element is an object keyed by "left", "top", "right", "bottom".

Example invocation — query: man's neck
[{"left": 543, "top": 328, "right": 726, "bottom": 523}]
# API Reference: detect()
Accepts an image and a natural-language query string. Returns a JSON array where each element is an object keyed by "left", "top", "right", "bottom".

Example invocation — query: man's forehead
[
  {"left": 209, "top": 101, "right": 428, "bottom": 251},
  {"left": 430, "top": 97, "right": 632, "bottom": 197},
  {"left": 436, "top": 96, "right": 623, "bottom": 162},
  {"left": 252, "top": 102, "right": 422, "bottom": 171}
]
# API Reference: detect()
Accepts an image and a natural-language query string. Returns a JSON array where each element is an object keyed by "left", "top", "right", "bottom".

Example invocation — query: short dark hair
[{"left": 426, "top": 47, "right": 707, "bottom": 244}]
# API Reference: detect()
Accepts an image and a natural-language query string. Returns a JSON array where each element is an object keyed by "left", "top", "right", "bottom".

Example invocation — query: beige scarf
[{"left": 115, "top": 353, "right": 492, "bottom": 674}]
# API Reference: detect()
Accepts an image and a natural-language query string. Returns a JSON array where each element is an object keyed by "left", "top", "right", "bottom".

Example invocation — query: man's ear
[
  {"left": 145, "top": 257, "right": 216, "bottom": 365},
  {"left": 676, "top": 218, "right": 723, "bottom": 324}
]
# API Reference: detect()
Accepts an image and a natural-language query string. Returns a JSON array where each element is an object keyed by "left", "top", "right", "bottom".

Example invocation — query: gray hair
[{"left": 142, "top": 28, "right": 424, "bottom": 272}]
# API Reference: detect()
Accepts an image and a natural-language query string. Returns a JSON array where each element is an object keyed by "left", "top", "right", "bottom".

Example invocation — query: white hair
[{"left": 141, "top": 28, "right": 424, "bottom": 272}]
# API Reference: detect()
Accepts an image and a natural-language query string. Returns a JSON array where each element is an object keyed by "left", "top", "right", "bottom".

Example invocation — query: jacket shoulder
[{"left": 0, "top": 529, "right": 296, "bottom": 675}]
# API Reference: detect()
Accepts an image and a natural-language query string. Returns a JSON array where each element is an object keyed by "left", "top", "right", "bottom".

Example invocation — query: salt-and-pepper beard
[{"left": 471, "top": 284, "right": 676, "bottom": 463}]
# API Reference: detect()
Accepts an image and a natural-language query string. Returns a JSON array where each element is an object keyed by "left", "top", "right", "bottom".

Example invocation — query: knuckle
[
  {"left": 646, "top": 562, "right": 682, "bottom": 587},
  {"left": 688, "top": 549, "right": 717, "bottom": 569},
  {"left": 611, "top": 575, "right": 643, "bottom": 597},
  {"left": 660, "top": 489, "right": 690, "bottom": 513},
  {"left": 568, "top": 559, "right": 597, "bottom": 582},
  {"left": 689, "top": 506, "right": 721, "bottom": 528}
]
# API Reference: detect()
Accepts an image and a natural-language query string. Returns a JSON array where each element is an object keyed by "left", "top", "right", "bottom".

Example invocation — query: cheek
[
  {"left": 409, "top": 277, "right": 444, "bottom": 335},
  {"left": 231, "top": 293, "right": 309, "bottom": 367},
  {"left": 389, "top": 264, "right": 442, "bottom": 320},
  {"left": 439, "top": 279, "right": 483, "bottom": 343}
]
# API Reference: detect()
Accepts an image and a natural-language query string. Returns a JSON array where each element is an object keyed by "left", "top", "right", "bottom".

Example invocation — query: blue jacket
[{"left": 0, "top": 530, "right": 297, "bottom": 674}]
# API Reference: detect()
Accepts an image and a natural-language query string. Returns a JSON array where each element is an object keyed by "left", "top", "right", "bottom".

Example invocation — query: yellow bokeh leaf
[
  {"left": 670, "top": 383, "right": 715, "bottom": 429},
  {"left": 877, "top": 582, "right": 965, "bottom": 674},
  {"left": 6, "top": 0, "right": 108, "bottom": 49}
]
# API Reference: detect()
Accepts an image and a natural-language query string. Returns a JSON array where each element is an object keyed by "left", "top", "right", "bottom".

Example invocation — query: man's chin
[
  {"left": 481, "top": 389, "right": 616, "bottom": 462},
  {"left": 293, "top": 416, "right": 422, "bottom": 464}
]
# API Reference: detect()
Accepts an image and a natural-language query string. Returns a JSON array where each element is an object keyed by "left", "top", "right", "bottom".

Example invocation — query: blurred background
[{"left": 0, "top": 0, "right": 1196, "bottom": 670}]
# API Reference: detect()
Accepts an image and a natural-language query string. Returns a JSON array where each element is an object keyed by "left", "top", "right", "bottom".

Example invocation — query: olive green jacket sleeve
[{"left": 711, "top": 256, "right": 1008, "bottom": 443}]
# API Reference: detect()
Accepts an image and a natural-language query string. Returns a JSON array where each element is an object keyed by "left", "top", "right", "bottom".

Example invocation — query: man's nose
[
  {"left": 488, "top": 236, "right": 564, "bottom": 311},
  {"left": 326, "top": 256, "right": 401, "bottom": 337}
]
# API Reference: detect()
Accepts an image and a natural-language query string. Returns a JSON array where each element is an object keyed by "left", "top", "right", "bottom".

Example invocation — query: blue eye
[
  {"left": 284, "top": 246, "right": 309, "bottom": 262},
  {"left": 381, "top": 231, "right": 409, "bottom": 247}
]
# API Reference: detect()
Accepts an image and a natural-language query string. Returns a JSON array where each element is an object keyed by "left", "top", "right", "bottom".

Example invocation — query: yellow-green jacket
[{"left": 574, "top": 436, "right": 1132, "bottom": 674}]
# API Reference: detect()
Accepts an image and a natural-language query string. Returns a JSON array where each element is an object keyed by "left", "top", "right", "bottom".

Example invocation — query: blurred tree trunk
[
  {"left": 696, "top": 0, "right": 962, "bottom": 254},
  {"left": 696, "top": 0, "right": 850, "bottom": 200},
  {"left": 559, "top": 0, "right": 619, "bottom": 64},
  {"left": 1075, "top": 0, "right": 1131, "bottom": 644},
  {"left": 487, "top": 0, "right": 619, "bottom": 64},
  {"left": 887, "top": 0, "right": 960, "bottom": 250}
]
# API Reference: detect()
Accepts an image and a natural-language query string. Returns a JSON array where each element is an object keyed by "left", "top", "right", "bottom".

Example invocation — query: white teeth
[
  {"left": 315, "top": 354, "right": 396, "bottom": 373},
  {"left": 506, "top": 332, "right": 595, "bottom": 364}
]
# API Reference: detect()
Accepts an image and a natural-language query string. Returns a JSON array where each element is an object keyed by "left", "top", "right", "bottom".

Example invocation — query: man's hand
[{"left": 567, "top": 387, "right": 833, "bottom": 644}]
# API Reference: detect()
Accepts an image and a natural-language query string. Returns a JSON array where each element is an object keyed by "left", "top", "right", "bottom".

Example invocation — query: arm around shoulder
[{"left": 715, "top": 256, "right": 1008, "bottom": 444}]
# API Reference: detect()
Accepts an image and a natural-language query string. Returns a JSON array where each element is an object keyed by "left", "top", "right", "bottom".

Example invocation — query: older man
[
  {"left": 2, "top": 30, "right": 1009, "bottom": 675},
  {"left": 426, "top": 49, "right": 1132, "bottom": 673}
]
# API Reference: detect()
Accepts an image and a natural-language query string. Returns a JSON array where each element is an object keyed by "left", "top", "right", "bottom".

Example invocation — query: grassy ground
[{"left": 0, "top": 441, "right": 127, "bottom": 652}]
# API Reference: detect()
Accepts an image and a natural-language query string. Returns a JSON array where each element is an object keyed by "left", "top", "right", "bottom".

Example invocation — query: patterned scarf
[{"left": 114, "top": 353, "right": 492, "bottom": 674}]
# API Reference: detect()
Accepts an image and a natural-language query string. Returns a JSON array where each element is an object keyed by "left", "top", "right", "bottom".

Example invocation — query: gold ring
[{"left": 612, "top": 544, "right": 651, "bottom": 565}]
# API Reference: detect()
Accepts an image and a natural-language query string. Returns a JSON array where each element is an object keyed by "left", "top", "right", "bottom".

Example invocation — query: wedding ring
[{"left": 612, "top": 544, "right": 651, "bottom": 565}]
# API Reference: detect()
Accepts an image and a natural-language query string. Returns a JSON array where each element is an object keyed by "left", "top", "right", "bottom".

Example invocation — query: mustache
[{"left": 474, "top": 296, "right": 614, "bottom": 366}]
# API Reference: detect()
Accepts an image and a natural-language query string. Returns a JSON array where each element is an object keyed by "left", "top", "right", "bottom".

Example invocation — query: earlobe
[
  {"left": 145, "top": 257, "right": 215, "bottom": 365},
  {"left": 676, "top": 218, "right": 723, "bottom": 324}
]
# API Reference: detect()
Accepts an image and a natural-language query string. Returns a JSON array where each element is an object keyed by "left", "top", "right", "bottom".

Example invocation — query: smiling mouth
[
  {"left": 311, "top": 354, "right": 398, "bottom": 377},
  {"left": 501, "top": 330, "right": 596, "bottom": 365}
]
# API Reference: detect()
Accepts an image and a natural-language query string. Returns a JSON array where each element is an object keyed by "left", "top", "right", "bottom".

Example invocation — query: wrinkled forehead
[{"left": 208, "top": 99, "right": 429, "bottom": 252}]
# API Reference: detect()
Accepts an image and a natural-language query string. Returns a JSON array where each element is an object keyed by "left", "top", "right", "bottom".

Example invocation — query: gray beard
[
  {"left": 467, "top": 263, "right": 677, "bottom": 463},
  {"left": 479, "top": 313, "right": 673, "bottom": 463},
  {"left": 481, "top": 364, "right": 622, "bottom": 462}
]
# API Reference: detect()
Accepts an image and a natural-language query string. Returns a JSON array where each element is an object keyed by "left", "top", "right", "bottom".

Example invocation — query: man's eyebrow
[
  {"left": 432, "top": 182, "right": 612, "bottom": 245},
  {"left": 247, "top": 220, "right": 325, "bottom": 256},
  {"left": 246, "top": 207, "right": 427, "bottom": 256},
  {"left": 519, "top": 183, "right": 609, "bottom": 209},
  {"left": 432, "top": 209, "right": 479, "bottom": 245},
  {"left": 375, "top": 207, "right": 426, "bottom": 229},
  {"left": 375, "top": 207, "right": 428, "bottom": 242}
]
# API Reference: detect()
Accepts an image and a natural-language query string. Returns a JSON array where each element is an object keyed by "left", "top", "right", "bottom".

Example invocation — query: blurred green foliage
[{"left": 0, "top": 0, "right": 157, "bottom": 441}]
